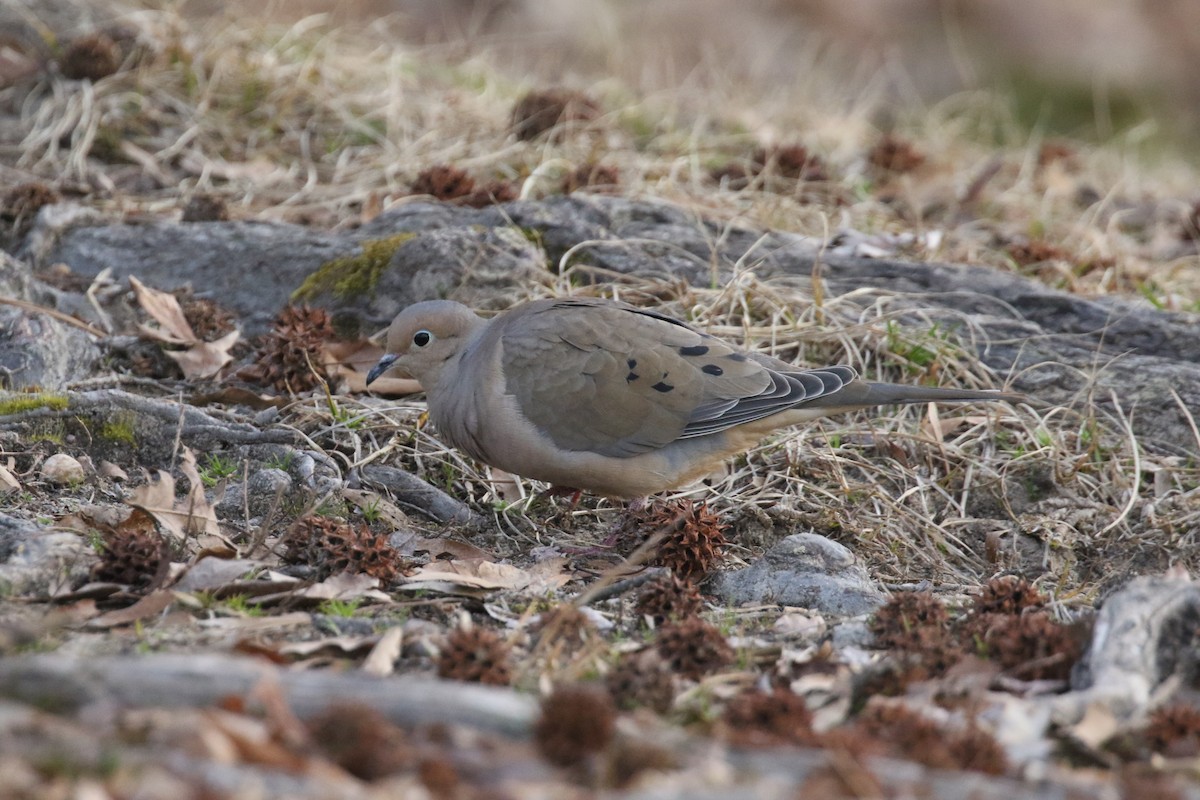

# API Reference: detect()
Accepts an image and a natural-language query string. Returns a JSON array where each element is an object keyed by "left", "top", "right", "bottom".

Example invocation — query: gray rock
[
  {"left": 710, "top": 533, "right": 886, "bottom": 616},
  {"left": 216, "top": 468, "right": 294, "bottom": 518},
  {"left": 0, "top": 252, "right": 99, "bottom": 390},
  {"left": 31, "top": 210, "right": 356, "bottom": 335},
  {"left": 297, "top": 224, "right": 551, "bottom": 336},
  {"left": 830, "top": 618, "right": 875, "bottom": 649},
  {"left": 1059, "top": 572, "right": 1200, "bottom": 722},
  {"left": 0, "top": 513, "right": 90, "bottom": 597},
  {"left": 20, "top": 193, "right": 1200, "bottom": 452}
]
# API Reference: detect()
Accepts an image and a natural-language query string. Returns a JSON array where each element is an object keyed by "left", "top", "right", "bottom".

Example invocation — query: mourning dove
[{"left": 367, "top": 298, "right": 1021, "bottom": 499}]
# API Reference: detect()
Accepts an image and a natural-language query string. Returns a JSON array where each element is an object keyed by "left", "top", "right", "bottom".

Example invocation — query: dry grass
[{"left": 5, "top": 0, "right": 1199, "bottom": 623}]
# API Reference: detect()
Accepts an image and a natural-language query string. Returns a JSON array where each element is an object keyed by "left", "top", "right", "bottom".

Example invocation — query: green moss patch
[
  {"left": 0, "top": 393, "right": 70, "bottom": 416},
  {"left": 293, "top": 233, "right": 416, "bottom": 302}
]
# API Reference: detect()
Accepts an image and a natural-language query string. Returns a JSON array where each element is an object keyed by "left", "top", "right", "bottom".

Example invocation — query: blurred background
[{"left": 177, "top": 0, "right": 1200, "bottom": 148}]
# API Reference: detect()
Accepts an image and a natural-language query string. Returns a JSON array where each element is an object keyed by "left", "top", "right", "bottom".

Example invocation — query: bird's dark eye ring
[{"left": 413, "top": 330, "right": 432, "bottom": 347}]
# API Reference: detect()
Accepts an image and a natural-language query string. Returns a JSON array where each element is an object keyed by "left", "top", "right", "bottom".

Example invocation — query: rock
[
  {"left": 1055, "top": 571, "right": 1200, "bottom": 723},
  {"left": 20, "top": 194, "right": 1200, "bottom": 452},
  {"left": 215, "top": 468, "right": 294, "bottom": 518},
  {"left": 0, "top": 513, "right": 91, "bottom": 596},
  {"left": 0, "top": 252, "right": 100, "bottom": 390},
  {"left": 293, "top": 224, "right": 551, "bottom": 337},
  {"left": 39, "top": 453, "right": 85, "bottom": 485},
  {"left": 357, "top": 464, "right": 480, "bottom": 527},
  {"left": 29, "top": 210, "right": 356, "bottom": 335},
  {"left": 709, "top": 533, "right": 886, "bottom": 616}
]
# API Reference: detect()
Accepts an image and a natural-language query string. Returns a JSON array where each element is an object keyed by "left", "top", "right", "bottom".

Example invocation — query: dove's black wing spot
[
  {"left": 627, "top": 358, "right": 637, "bottom": 369},
  {"left": 679, "top": 345, "right": 710, "bottom": 356},
  {"left": 727, "top": 353, "right": 748, "bottom": 362},
  {"left": 627, "top": 371, "right": 639, "bottom": 382},
  {"left": 701, "top": 364, "right": 724, "bottom": 376},
  {"left": 651, "top": 381, "right": 674, "bottom": 393}
]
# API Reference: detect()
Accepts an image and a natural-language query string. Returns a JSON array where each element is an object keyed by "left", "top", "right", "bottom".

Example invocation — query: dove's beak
[{"left": 366, "top": 353, "right": 398, "bottom": 386}]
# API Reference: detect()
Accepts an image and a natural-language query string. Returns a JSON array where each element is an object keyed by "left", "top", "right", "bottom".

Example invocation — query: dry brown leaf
[
  {"left": 174, "top": 557, "right": 267, "bottom": 593},
  {"left": 341, "top": 488, "right": 412, "bottom": 530},
  {"left": 324, "top": 340, "right": 423, "bottom": 394},
  {"left": 0, "top": 458, "right": 20, "bottom": 494},
  {"left": 165, "top": 329, "right": 240, "bottom": 380},
  {"left": 252, "top": 572, "right": 389, "bottom": 606},
  {"left": 1065, "top": 701, "right": 1122, "bottom": 750},
  {"left": 203, "top": 708, "right": 309, "bottom": 771},
  {"left": 86, "top": 589, "right": 175, "bottom": 628},
  {"left": 392, "top": 534, "right": 493, "bottom": 561},
  {"left": 362, "top": 626, "right": 404, "bottom": 676},
  {"left": 130, "top": 275, "right": 197, "bottom": 345},
  {"left": 128, "top": 449, "right": 225, "bottom": 546},
  {"left": 130, "top": 276, "right": 240, "bottom": 379},
  {"left": 278, "top": 635, "right": 380, "bottom": 658},
  {"left": 402, "top": 558, "right": 570, "bottom": 593}
]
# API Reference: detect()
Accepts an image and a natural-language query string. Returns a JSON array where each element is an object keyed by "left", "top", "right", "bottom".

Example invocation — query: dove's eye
[{"left": 412, "top": 330, "right": 432, "bottom": 347}]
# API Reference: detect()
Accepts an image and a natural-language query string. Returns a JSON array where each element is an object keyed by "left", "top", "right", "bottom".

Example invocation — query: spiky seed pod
[
  {"left": 562, "top": 163, "right": 619, "bottom": 194},
  {"left": 639, "top": 500, "right": 726, "bottom": 580},
  {"left": 1144, "top": 705, "right": 1200, "bottom": 758},
  {"left": 60, "top": 33, "right": 121, "bottom": 81},
  {"left": 867, "top": 135, "right": 927, "bottom": 174},
  {"left": 460, "top": 180, "right": 518, "bottom": 208},
  {"left": 722, "top": 688, "right": 818, "bottom": 747},
  {"left": 870, "top": 591, "right": 954, "bottom": 653},
  {"left": 971, "top": 610, "right": 1084, "bottom": 681},
  {"left": 656, "top": 617, "right": 734, "bottom": 680},
  {"left": 1005, "top": 240, "right": 1069, "bottom": 267},
  {"left": 531, "top": 604, "right": 596, "bottom": 656},
  {"left": 91, "top": 525, "right": 168, "bottom": 590},
  {"left": 971, "top": 575, "right": 1047, "bottom": 616},
  {"left": 411, "top": 165, "right": 476, "bottom": 201},
  {"left": 606, "top": 650, "right": 676, "bottom": 713},
  {"left": 181, "top": 194, "right": 230, "bottom": 222},
  {"left": 284, "top": 514, "right": 404, "bottom": 583},
  {"left": 306, "top": 702, "right": 411, "bottom": 780},
  {"left": 436, "top": 625, "right": 513, "bottom": 686},
  {"left": 176, "top": 292, "right": 237, "bottom": 341},
  {"left": 634, "top": 572, "right": 703, "bottom": 625},
  {"left": 510, "top": 88, "right": 600, "bottom": 141},
  {"left": 2, "top": 182, "right": 59, "bottom": 227},
  {"left": 857, "top": 703, "right": 1008, "bottom": 775},
  {"left": 533, "top": 686, "right": 617, "bottom": 766},
  {"left": 752, "top": 144, "right": 828, "bottom": 182},
  {"left": 251, "top": 306, "right": 334, "bottom": 394}
]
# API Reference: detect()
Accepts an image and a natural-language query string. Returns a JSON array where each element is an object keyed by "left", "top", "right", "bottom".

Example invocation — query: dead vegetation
[{"left": 0, "top": 1, "right": 1198, "bottom": 798}]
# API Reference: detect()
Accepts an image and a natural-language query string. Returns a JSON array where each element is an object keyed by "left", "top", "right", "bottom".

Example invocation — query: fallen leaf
[
  {"left": 128, "top": 449, "right": 229, "bottom": 553},
  {"left": 87, "top": 589, "right": 175, "bottom": 628},
  {"left": 131, "top": 275, "right": 197, "bottom": 345},
  {"left": 130, "top": 276, "right": 240, "bottom": 379},
  {"left": 252, "top": 572, "right": 389, "bottom": 607},
  {"left": 392, "top": 533, "right": 493, "bottom": 561},
  {"left": 1065, "top": 700, "right": 1122, "bottom": 750},
  {"left": 0, "top": 459, "right": 20, "bottom": 494},
  {"left": 278, "top": 635, "right": 380, "bottom": 659},
  {"left": 166, "top": 329, "right": 240, "bottom": 380},
  {"left": 98, "top": 460, "right": 129, "bottom": 481},
  {"left": 174, "top": 557, "right": 267, "bottom": 592},
  {"left": 342, "top": 488, "right": 412, "bottom": 530},
  {"left": 324, "top": 340, "right": 424, "bottom": 395},
  {"left": 401, "top": 558, "right": 570, "bottom": 594},
  {"left": 362, "top": 626, "right": 404, "bottom": 676}
]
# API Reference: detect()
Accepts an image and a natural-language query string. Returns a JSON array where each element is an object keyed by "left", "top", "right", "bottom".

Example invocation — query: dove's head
[{"left": 367, "top": 300, "right": 483, "bottom": 388}]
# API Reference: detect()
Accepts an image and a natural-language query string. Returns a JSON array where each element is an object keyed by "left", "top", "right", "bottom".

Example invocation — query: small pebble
[{"left": 41, "top": 453, "right": 85, "bottom": 485}]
